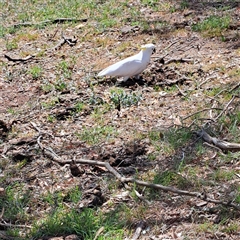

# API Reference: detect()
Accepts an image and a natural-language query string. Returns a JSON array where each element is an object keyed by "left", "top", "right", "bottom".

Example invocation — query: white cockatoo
[{"left": 97, "top": 43, "right": 156, "bottom": 81}]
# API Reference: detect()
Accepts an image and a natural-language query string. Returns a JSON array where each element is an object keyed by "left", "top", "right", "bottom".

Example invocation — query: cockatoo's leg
[{"left": 119, "top": 76, "right": 129, "bottom": 82}]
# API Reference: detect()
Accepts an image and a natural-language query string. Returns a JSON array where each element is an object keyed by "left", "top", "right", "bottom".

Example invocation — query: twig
[
  {"left": 176, "top": 84, "right": 187, "bottom": 97},
  {"left": 0, "top": 220, "right": 32, "bottom": 229},
  {"left": 197, "top": 129, "right": 240, "bottom": 152},
  {"left": 29, "top": 124, "right": 240, "bottom": 210},
  {"left": 51, "top": 34, "right": 78, "bottom": 50},
  {"left": 42, "top": 147, "right": 240, "bottom": 210},
  {"left": 134, "top": 190, "right": 150, "bottom": 205},
  {"left": 214, "top": 95, "right": 235, "bottom": 121},
  {"left": 0, "top": 207, "right": 4, "bottom": 219},
  {"left": 93, "top": 226, "right": 104, "bottom": 240},
  {"left": 131, "top": 221, "right": 146, "bottom": 240},
  {"left": 4, "top": 54, "right": 34, "bottom": 62},
  {"left": 11, "top": 18, "right": 87, "bottom": 28},
  {"left": 182, "top": 108, "right": 222, "bottom": 121},
  {"left": 229, "top": 82, "right": 240, "bottom": 93},
  {"left": 165, "top": 58, "right": 195, "bottom": 65}
]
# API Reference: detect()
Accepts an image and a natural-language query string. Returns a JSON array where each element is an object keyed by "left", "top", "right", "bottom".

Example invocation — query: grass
[
  {"left": 110, "top": 88, "right": 142, "bottom": 108},
  {"left": 30, "top": 201, "right": 127, "bottom": 239},
  {"left": 1, "top": 0, "right": 240, "bottom": 239},
  {"left": 28, "top": 65, "right": 43, "bottom": 79},
  {"left": 77, "top": 125, "right": 118, "bottom": 145},
  {"left": 192, "top": 15, "right": 231, "bottom": 37}
]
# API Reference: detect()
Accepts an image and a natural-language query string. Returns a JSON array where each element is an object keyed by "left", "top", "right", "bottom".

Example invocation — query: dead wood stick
[
  {"left": 30, "top": 123, "right": 240, "bottom": 210},
  {"left": 165, "top": 58, "right": 194, "bottom": 65},
  {"left": 197, "top": 129, "right": 240, "bottom": 152},
  {"left": 131, "top": 221, "right": 146, "bottom": 240},
  {"left": 93, "top": 226, "right": 104, "bottom": 240},
  {"left": 0, "top": 220, "right": 32, "bottom": 229},
  {"left": 214, "top": 95, "right": 235, "bottom": 121},
  {"left": 182, "top": 107, "right": 223, "bottom": 121},
  {"left": 42, "top": 147, "right": 240, "bottom": 210},
  {"left": 11, "top": 18, "right": 87, "bottom": 28},
  {"left": 4, "top": 54, "right": 34, "bottom": 62},
  {"left": 229, "top": 82, "right": 240, "bottom": 93}
]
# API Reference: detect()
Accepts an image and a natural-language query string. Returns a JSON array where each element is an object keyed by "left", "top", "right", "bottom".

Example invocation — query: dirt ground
[{"left": 0, "top": 1, "right": 240, "bottom": 239}]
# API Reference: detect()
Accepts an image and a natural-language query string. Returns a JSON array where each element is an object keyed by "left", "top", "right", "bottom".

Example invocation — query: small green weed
[
  {"left": 54, "top": 80, "right": 67, "bottom": 92},
  {"left": 110, "top": 88, "right": 142, "bottom": 108},
  {"left": 222, "top": 222, "right": 239, "bottom": 234},
  {"left": 77, "top": 125, "right": 118, "bottom": 145},
  {"left": 197, "top": 221, "right": 215, "bottom": 233},
  {"left": 30, "top": 203, "right": 127, "bottom": 239},
  {"left": 41, "top": 83, "right": 54, "bottom": 93},
  {"left": 164, "top": 127, "right": 192, "bottom": 150},
  {"left": 28, "top": 65, "right": 43, "bottom": 79},
  {"left": 65, "top": 186, "right": 82, "bottom": 203},
  {"left": 7, "top": 108, "right": 17, "bottom": 115},
  {"left": 180, "top": 0, "right": 189, "bottom": 9},
  {"left": 235, "top": 186, "right": 240, "bottom": 204},
  {"left": 6, "top": 39, "right": 18, "bottom": 50},
  {"left": 212, "top": 169, "right": 236, "bottom": 181},
  {"left": 153, "top": 170, "right": 190, "bottom": 189},
  {"left": 0, "top": 183, "right": 30, "bottom": 223},
  {"left": 41, "top": 98, "right": 59, "bottom": 109},
  {"left": 74, "top": 101, "right": 86, "bottom": 113},
  {"left": 57, "top": 60, "right": 72, "bottom": 79},
  {"left": 47, "top": 114, "right": 56, "bottom": 122}
]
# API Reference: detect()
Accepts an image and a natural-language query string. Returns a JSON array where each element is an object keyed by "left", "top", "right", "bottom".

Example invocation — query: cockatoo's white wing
[{"left": 98, "top": 53, "right": 146, "bottom": 78}]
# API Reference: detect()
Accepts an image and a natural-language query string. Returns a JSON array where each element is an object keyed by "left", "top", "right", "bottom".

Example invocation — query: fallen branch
[
  {"left": 182, "top": 108, "right": 222, "bottom": 121},
  {"left": 51, "top": 34, "right": 78, "bottom": 50},
  {"left": 214, "top": 95, "right": 236, "bottom": 121},
  {"left": 30, "top": 123, "right": 240, "bottom": 210},
  {"left": 11, "top": 18, "right": 87, "bottom": 28},
  {"left": 0, "top": 220, "right": 32, "bottom": 229},
  {"left": 197, "top": 129, "right": 240, "bottom": 152},
  {"left": 41, "top": 146, "right": 240, "bottom": 210},
  {"left": 165, "top": 58, "right": 195, "bottom": 65},
  {"left": 131, "top": 221, "right": 146, "bottom": 240},
  {"left": 4, "top": 54, "right": 34, "bottom": 62},
  {"left": 0, "top": 208, "right": 31, "bottom": 229}
]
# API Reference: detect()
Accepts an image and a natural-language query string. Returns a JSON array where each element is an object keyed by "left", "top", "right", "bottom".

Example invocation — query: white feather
[{"left": 98, "top": 43, "right": 155, "bottom": 81}]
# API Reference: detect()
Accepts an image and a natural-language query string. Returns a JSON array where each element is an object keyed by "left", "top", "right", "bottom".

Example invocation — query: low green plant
[
  {"left": 0, "top": 183, "right": 30, "bottom": 223},
  {"left": 77, "top": 125, "right": 118, "bottom": 145},
  {"left": 30, "top": 202, "right": 127, "bottom": 239},
  {"left": 41, "top": 98, "right": 59, "bottom": 109},
  {"left": 197, "top": 221, "right": 215, "bottom": 233},
  {"left": 192, "top": 15, "right": 231, "bottom": 37},
  {"left": 180, "top": 0, "right": 189, "bottom": 9},
  {"left": 54, "top": 80, "right": 67, "bottom": 92},
  {"left": 41, "top": 83, "right": 54, "bottom": 93},
  {"left": 164, "top": 127, "right": 192, "bottom": 150},
  {"left": 47, "top": 114, "right": 56, "bottom": 122},
  {"left": 222, "top": 222, "right": 239, "bottom": 234},
  {"left": 65, "top": 186, "right": 82, "bottom": 203},
  {"left": 110, "top": 88, "right": 142, "bottom": 108},
  {"left": 57, "top": 60, "right": 72, "bottom": 79},
  {"left": 28, "top": 65, "right": 43, "bottom": 79},
  {"left": 212, "top": 169, "right": 236, "bottom": 181},
  {"left": 6, "top": 40, "right": 18, "bottom": 50},
  {"left": 235, "top": 186, "right": 240, "bottom": 204},
  {"left": 74, "top": 101, "right": 86, "bottom": 113}
]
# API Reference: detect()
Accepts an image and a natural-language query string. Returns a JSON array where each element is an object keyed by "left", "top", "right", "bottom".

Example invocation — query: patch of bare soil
[{"left": 0, "top": 1, "right": 240, "bottom": 239}]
